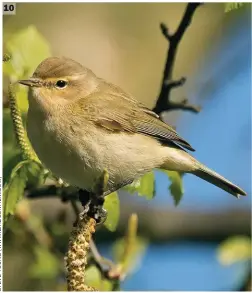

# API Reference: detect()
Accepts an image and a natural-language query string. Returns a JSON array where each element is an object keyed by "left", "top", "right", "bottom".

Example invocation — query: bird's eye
[{"left": 55, "top": 80, "right": 67, "bottom": 89}]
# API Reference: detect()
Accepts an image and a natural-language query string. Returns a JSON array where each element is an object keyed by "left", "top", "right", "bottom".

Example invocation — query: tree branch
[
  {"left": 65, "top": 212, "right": 96, "bottom": 291},
  {"left": 153, "top": 3, "right": 202, "bottom": 115},
  {"left": 70, "top": 197, "right": 120, "bottom": 284},
  {"left": 64, "top": 170, "right": 128, "bottom": 291},
  {"left": 69, "top": 197, "right": 140, "bottom": 287},
  {"left": 65, "top": 170, "right": 112, "bottom": 291}
]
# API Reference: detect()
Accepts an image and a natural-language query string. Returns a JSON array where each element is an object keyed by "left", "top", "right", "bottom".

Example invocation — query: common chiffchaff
[{"left": 19, "top": 57, "right": 246, "bottom": 198}]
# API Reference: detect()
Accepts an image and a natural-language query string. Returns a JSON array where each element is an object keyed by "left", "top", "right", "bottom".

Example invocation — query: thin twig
[
  {"left": 89, "top": 239, "right": 117, "bottom": 276},
  {"left": 108, "top": 214, "right": 139, "bottom": 281},
  {"left": 153, "top": 3, "right": 202, "bottom": 115}
]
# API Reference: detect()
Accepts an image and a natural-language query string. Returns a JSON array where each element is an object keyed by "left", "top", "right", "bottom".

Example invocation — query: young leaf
[
  {"left": 111, "top": 214, "right": 148, "bottom": 278},
  {"left": 3, "top": 160, "right": 44, "bottom": 226},
  {"left": 25, "top": 160, "right": 46, "bottom": 188},
  {"left": 29, "top": 245, "right": 60, "bottom": 279},
  {"left": 112, "top": 236, "right": 147, "bottom": 276},
  {"left": 217, "top": 236, "right": 251, "bottom": 265},
  {"left": 161, "top": 170, "right": 184, "bottom": 206},
  {"left": 137, "top": 172, "right": 155, "bottom": 199},
  {"left": 103, "top": 192, "right": 120, "bottom": 232},
  {"left": 3, "top": 53, "right": 11, "bottom": 62},
  {"left": 124, "top": 171, "right": 155, "bottom": 200},
  {"left": 3, "top": 26, "right": 51, "bottom": 112},
  {"left": 3, "top": 152, "right": 23, "bottom": 185},
  {"left": 225, "top": 3, "right": 244, "bottom": 13},
  {"left": 3, "top": 160, "right": 29, "bottom": 225},
  {"left": 3, "top": 25, "right": 51, "bottom": 80},
  {"left": 85, "top": 265, "right": 113, "bottom": 291}
]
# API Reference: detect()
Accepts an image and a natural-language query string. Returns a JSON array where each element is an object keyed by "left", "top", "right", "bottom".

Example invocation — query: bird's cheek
[
  {"left": 28, "top": 87, "right": 40, "bottom": 100},
  {"left": 59, "top": 91, "right": 76, "bottom": 102},
  {"left": 30, "top": 87, "right": 50, "bottom": 103}
]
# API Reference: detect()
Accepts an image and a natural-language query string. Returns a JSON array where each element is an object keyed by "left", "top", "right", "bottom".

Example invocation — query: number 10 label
[{"left": 3, "top": 3, "right": 16, "bottom": 15}]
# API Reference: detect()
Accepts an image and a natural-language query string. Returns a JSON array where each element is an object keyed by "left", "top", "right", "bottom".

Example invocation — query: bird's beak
[{"left": 18, "top": 78, "right": 42, "bottom": 87}]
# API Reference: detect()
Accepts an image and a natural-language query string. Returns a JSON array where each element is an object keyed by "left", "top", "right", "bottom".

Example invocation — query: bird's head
[{"left": 19, "top": 56, "right": 98, "bottom": 108}]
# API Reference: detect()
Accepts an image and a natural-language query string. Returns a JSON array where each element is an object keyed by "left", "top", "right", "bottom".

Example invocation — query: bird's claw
[{"left": 88, "top": 205, "right": 107, "bottom": 225}]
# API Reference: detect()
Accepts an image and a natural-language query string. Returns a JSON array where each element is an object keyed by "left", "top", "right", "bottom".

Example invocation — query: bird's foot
[
  {"left": 78, "top": 189, "right": 91, "bottom": 210},
  {"left": 88, "top": 204, "right": 107, "bottom": 225},
  {"left": 78, "top": 189, "right": 107, "bottom": 225},
  {"left": 88, "top": 192, "right": 107, "bottom": 225}
]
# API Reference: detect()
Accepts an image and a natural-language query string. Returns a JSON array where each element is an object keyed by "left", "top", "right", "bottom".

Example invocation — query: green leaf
[
  {"left": 225, "top": 3, "right": 244, "bottom": 12},
  {"left": 85, "top": 265, "right": 106, "bottom": 291},
  {"left": 217, "top": 236, "right": 251, "bottom": 265},
  {"left": 3, "top": 109, "right": 43, "bottom": 185},
  {"left": 112, "top": 236, "right": 147, "bottom": 276},
  {"left": 3, "top": 160, "right": 44, "bottom": 226},
  {"left": 3, "top": 25, "right": 51, "bottom": 80},
  {"left": 85, "top": 265, "right": 101, "bottom": 289},
  {"left": 85, "top": 265, "right": 113, "bottom": 291},
  {"left": 3, "top": 26, "right": 51, "bottom": 112},
  {"left": 25, "top": 160, "right": 46, "bottom": 187},
  {"left": 3, "top": 53, "right": 11, "bottom": 62},
  {"left": 137, "top": 172, "right": 155, "bottom": 199},
  {"left": 3, "top": 152, "right": 22, "bottom": 185},
  {"left": 29, "top": 245, "right": 60, "bottom": 279},
  {"left": 161, "top": 170, "right": 184, "bottom": 206},
  {"left": 124, "top": 171, "right": 155, "bottom": 200},
  {"left": 3, "top": 160, "right": 29, "bottom": 225},
  {"left": 103, "top": 192, "right": 120, "bottom": 232}
]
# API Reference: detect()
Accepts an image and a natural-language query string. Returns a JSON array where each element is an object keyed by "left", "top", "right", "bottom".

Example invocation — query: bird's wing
[
  {"left": 76, "top": 91, "right": 195, "bottom": 151},
  {"left": 98, "top": 79, "right": 160, "bottom": 119}
]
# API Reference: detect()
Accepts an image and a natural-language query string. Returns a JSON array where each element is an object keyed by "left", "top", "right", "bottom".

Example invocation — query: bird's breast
[{"left": 27, "top": 110, "right": 101, "bottom": 190}]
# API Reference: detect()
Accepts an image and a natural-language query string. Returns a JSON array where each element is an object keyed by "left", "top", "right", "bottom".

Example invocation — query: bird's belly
[
  {"left": 28, "top": 137, "right": 99, "bottom": 191},
  {"left": 27, "top": 118, "right": 98, "bottom": 191},
  {"left": 27, "top": 117, "right": 167, "bottom": 192}
]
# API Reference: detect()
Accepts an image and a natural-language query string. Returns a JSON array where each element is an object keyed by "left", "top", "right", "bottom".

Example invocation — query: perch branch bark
[
  {"left": 65, "top": 213, "right": 96, "bottom": 291},
  {"left": 65, "top": 170, "right": 110, "bottom": 291}
]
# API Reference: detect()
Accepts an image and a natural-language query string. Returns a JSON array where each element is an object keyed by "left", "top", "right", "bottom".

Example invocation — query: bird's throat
[{"left": 28, "top": 87, "right": 65, "bottom": 118}]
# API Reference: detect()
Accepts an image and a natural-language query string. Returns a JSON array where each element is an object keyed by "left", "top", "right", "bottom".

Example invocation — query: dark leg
[
  {"left": 87, "top": 193, "right": 107, "bottom": 225},
  {"left": 87, "top": 178, "right": 134, "bottom": 224},
  {"left": 78, "top": 171, "right": 129, "bottom": 224},
  {"left": 78, "top": 189, "right": 91, "bottom": 210},
  {"left": 78, "top": 188, "right": 107, "bottom": 225}
]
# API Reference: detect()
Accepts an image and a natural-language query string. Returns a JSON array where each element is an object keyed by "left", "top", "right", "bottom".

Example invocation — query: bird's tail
[{"left": 192, "top": 165, "right": 246, "bottom": 198}]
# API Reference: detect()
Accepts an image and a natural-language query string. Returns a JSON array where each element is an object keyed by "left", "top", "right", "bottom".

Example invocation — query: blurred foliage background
[{"left": 2, "top": 2, "right": 251, "bottom": 291}]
